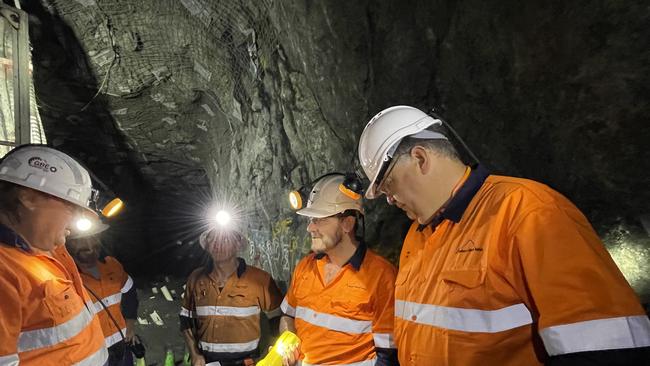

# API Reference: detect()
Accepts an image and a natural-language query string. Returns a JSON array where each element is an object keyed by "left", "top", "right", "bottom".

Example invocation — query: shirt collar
[
  {"left": 0, "top": 222, "right": 31, "bottom": 252},
  {"left": 205, "top": 257, "right": 248, "bottom": 278},
  {"left": 236, "top": 257, "right": 247, "bottom": 278},
  {"left": 419, "top": 165, "right": 490, "bottom": 231},
  {"left": 315, "top": 241, "right": 367, "bottom": 271}
]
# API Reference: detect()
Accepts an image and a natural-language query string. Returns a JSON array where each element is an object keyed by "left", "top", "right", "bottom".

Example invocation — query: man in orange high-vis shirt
[
  {"left": 357, "top": 105, "right": 650, "bottom": 365},
  {"left": 67, "top": 223, "right": 138, "bottom": 366},
  {"left": 0, "top": 145, "right": 108, "bottom": 366},
  {"left": 280, "top": 174, "right": 398, "bottom": 366},
  {"left": 180, "top": 228, "right": 283, "bottom": 366}
]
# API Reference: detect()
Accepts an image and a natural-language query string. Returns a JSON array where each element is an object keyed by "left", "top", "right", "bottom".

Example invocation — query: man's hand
[
  {"left": 191, "top": 353, "right": 206, "bottom": 366},
  {"left": 125, "top": 319, "right": 136, "bottom": 343},
  {"left": 282, "top": 346, "right": 300, "bottom": 366},
  {"left": 268, "top": 345, "right": 300, "bottom": 366}
]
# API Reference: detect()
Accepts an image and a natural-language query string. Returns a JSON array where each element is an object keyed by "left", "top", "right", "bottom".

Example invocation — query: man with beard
[
  {"left": 66, "top": 222, "right": 138, "bottom": 366},
  {"left": 180, "top": 227, "right": 283, "bottom": 366},
  {"left": 279, "top": 174, "right": 398, "bottom": 366}
]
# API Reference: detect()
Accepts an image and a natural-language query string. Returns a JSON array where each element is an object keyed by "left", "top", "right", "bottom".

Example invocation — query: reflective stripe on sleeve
[
  {"left": 395, "top": 300, "right": 532, "bottom": 333},
  {"left": 195, "top": 305, "right": 260, "bottom": 317},
  {"left": 281, "top": 297, "right": 296, "bottom": 317},
  {"left": 180, "top": 307, "right": 194, "bottom": 318},
  {"left": 295, "top": 306, "right": 372, "bottom": 334},
  {"left": 18, "top": 307, "right": 95, "bottom": 352},
  {"left": 0, "top": 354, "right": 19, "bottom": 366},
  {"left": 199, "top": 338, "right": 259, "bottom": 353},
  {"left": 92, "top": 292, "right": 122, "bottom": 314},
  {"left": 372, "top": 333, "right": 395, "bottom": 348},
  {"left": 302, "top": 358, "right": 376, "bottom": 366},
  {"left": 73, "top": 344, "right": 109, "bottom": 366},
  {"left": 121, "top": 276, "right": 134, "bottom": 293},
  {"left": 265, "top": 306, "right": 282, "bottom": 319},
  {"left": 104, "top": 328, "right": 127, "bottom": 348},
  {"left": 540, "top": 315, "right": 650, "bottom": 356}
]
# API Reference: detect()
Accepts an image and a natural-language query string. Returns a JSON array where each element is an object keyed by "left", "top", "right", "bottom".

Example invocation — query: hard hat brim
[{"left": 295, "top": 206, "right": 337, "bottom": 218}]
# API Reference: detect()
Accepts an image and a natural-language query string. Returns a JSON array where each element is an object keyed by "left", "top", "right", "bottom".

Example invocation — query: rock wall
[{"left": 25, "top": 0, "right": 650, "bottom": 301}]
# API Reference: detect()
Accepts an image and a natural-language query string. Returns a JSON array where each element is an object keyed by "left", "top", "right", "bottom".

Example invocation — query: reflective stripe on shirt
[
  {"left": 105, "top": 328, "right": 127, "bottom": 348},
  {"left": 540, "top": 315, "right": 650, "bottom": 356},
  {"left": 199, "top": 338, "right": 259, "bottom": 353},
  {"left": 180, "top": 306, "right": 193, "bottom": 318},
  {"left": 73, "top": 343, "right": 109, "bottom": 366},
  {"left": 295, "top": 306, "right": 372, "bottom": 334},
  {"left": 395, "top": 300, "right": 533, "bottom": 333},
  {"left": 92, "top": 292, "right": 122, "bottom": 314},
  {"left": 302, "top": 358, "right": 376, "bottom": 366},
  {"left": 195, "top": 305, "right": 260, "bottom": 317},
  {"left": 0, "top": 353, "right": 19, "bottom": 366},
  {"left": 281, "top": 297, "right": 296, "bottom": 317},
  {"left": 372, "top": 333, "right": 395, "bottom": 348},
  {"left": 18, "top": 306, "right": 95, "bottom": 352},
  {"left": 121, "top": 276, "right": 134, "bottom": 293}
]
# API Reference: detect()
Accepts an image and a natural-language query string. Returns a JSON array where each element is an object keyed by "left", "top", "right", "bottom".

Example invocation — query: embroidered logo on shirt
[{"left": 456, "top": 240, "right": 483, "bottom": 253}]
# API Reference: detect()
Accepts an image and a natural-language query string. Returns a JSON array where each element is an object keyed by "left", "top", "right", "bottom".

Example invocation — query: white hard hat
[
  {"left": 68, "top": 222, "right": 110, "bottom": 239},
  {"left": 358, "top": 106, "right": 443, "bottom": 199},
  {"left": 0, "top": 145, "right": 96, "bottom": 213},
  {"left": 297, "top": 174, "right": 364, "bottom": 218}
]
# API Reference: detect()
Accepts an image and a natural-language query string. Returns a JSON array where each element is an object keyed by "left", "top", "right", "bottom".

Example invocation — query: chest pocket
[
  {"left": 330, "top": 281, "right": 372, "bottom": 316},
  {"left": 227, "top": 284, "right": 255, "bottom": 307},
  {"left": 293, "top": 273, "right": 314, "bottom": 302},
  {"left": 42, "top": 278, "right": 84, "bottom": 321},
  {"left": 439, "top": 269, "right": 485, "bottom": 305}
]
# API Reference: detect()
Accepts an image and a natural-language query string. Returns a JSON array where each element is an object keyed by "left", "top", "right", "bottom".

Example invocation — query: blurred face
[
  {"left": 19, "top": 189, "right": 81, "bottom": 251},
  {"left": 201, "top": 230, "right": 244, "bottom": 262},
  {"left": 67, "top": 236, "right": 101, "bottom": 267},
  {"left": 306, "top": 216, "right": 343, "bottom": 254}
]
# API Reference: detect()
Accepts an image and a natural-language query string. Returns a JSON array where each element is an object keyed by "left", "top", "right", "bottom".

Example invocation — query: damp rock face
[{"left": 25, "top": 0, "right": 650, "bottom": 300}]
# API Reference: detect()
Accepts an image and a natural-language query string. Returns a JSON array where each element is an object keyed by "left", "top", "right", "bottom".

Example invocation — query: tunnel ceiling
[{"left": 21, "top": 0, "right": 650, "bottom": 291}]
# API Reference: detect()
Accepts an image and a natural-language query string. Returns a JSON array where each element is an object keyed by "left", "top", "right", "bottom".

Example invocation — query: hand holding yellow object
[{"left": 257, "top": 331, "right": 301, "bottom": 366}]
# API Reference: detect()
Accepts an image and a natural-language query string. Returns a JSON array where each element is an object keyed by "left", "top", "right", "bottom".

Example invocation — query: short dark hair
[
  {"left": 394, "top": 124, "right": 461, "bottom": 161},
  {"left": 0, "top": 181, "right": 24, "bottom": 223}
]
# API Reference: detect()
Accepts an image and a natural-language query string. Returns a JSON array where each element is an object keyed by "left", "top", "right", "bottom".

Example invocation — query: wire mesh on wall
[{"left": 0, "top": 3, "right": 46, "bottom": 158}]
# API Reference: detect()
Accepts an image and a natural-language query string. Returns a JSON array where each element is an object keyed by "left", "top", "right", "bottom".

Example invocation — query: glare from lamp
[
  {"left": 76, "top": 217, "right": 92, "bottom": 232},
  {"left": 215, "top": 210, "right": 232, "bottom": 227}
]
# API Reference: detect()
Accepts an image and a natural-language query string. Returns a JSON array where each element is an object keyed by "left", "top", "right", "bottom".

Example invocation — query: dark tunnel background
[{"left": 18, "top": 0, "right": 650, "bottom": 306}]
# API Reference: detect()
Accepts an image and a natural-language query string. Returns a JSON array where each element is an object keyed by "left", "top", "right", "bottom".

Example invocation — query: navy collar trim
[
  {"left": 236, "top": 257, "right": 247, "bottom": 278},
  {"left": 315, "top": 241, "right": 367, "bottom": 271},
  {"left": 419, "top": 165, "right": 490, "bottom": 231},
  {"left": 0, "top": 223, "right": 31, "bottom": 252}
]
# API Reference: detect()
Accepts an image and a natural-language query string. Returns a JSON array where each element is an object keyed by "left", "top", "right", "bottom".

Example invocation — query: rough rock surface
[{"left": 24, "top": 0, "right": 649, "bottom": 301}]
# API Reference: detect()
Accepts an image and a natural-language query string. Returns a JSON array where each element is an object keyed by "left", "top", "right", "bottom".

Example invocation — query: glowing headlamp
[
  {"left": 288, "top": 190, "right": 304, "bottom": 211},
  {"left": 75, "top": 217, "right": 92, "bottom": 232},
  {"left": 101, "top": 198, "right": 124, "bottom": 217},
  {"left": 215, "top": 210, "right": 231, "bottom": 227}
]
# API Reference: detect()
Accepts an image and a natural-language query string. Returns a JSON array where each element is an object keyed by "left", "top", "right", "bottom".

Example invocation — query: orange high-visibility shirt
[
  {"left": 394, "top": 166, "right": 650, "bottom": 365},
  {"left": 180, "top": 258, "right": 283, "bottom": 360},
  {"left": 281, "top": 244, "right": 397, "bottom": 366},
  {"left": 81, "top": 256, "right": 133, "bottom": 348},
  {"left": 0, "top": 225, "right": 108, "bottom": 366}
]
